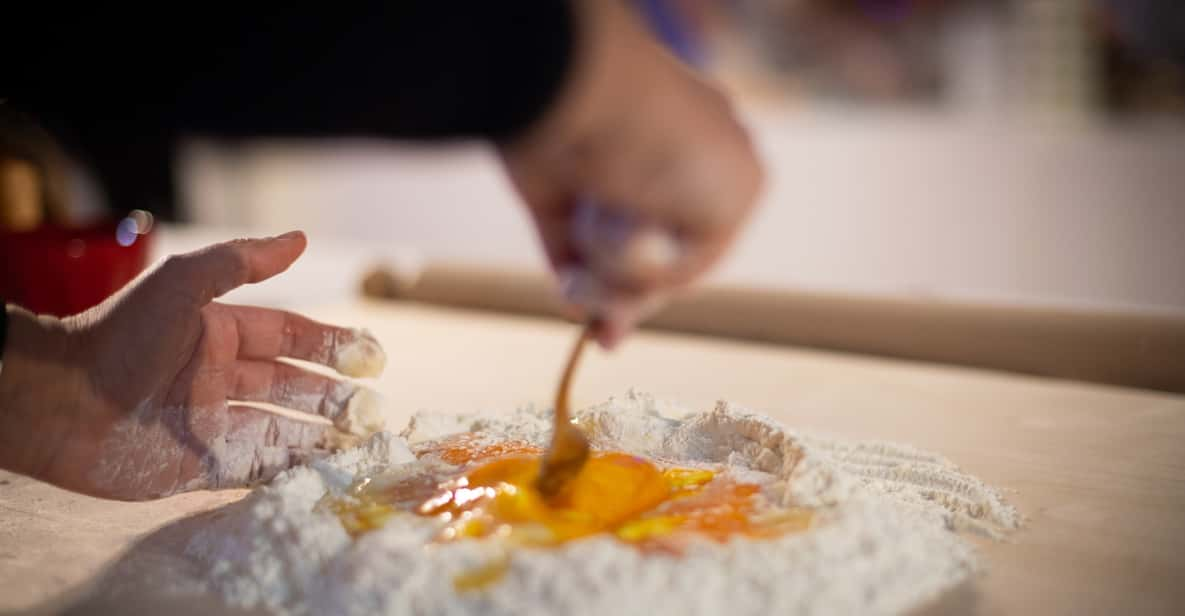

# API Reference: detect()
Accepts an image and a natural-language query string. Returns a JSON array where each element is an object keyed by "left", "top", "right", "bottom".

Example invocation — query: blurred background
[{"left": 3, "top": 0, "right": 1184, "bottom": 315}]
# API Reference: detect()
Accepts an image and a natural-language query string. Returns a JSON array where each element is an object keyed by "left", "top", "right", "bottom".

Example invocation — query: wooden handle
[{"left": 361, "top": 263, "right": 1185, "bottom": 394}]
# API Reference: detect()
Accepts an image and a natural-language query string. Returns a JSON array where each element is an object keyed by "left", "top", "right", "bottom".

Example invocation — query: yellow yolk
[
  {"left": 422, "top": 453, "right": 680, "bottom": 544},
  {"left": 329, "top": 435, "right": 812, "bottom": 556}
]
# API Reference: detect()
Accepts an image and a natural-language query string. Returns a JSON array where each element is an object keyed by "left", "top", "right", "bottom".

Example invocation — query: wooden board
[{"left": 2, "top": 300, "right": 1183, "bottom": 614}]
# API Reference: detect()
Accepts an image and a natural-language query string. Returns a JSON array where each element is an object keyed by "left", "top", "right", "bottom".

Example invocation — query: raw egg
[
  {"left": 327, "top": 433, "right": 805, "bottom": 549},
  {"left": 325, "top": 435, "right": 812, "bottom": 587}
]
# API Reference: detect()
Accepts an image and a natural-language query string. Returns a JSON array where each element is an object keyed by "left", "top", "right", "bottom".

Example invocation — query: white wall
[{"left": 179, "top": 109, "right": 1185, "bottom": 314}]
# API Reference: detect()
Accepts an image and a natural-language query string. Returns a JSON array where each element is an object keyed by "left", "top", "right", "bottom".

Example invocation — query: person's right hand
[{"left": 501, "top": 0, "right": 764, "bottom": 348}]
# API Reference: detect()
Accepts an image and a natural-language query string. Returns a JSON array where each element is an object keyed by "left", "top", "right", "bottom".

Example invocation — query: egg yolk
[{"left": 328, "top": 435, "right": 812, "bottom": 556}]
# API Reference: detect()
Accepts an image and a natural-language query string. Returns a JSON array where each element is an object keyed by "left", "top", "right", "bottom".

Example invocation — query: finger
[
  {"left": 592, "top": 291, "right": 667, "bottom": 349},
  {"left": 526, "top": 200, "right": 581, "bottom": 272},
  {"left": 558, "top": 266, "right": 667, "bottom": 349},
  {"left": 226, "top": 405, "right": 330, "bottom": 452},
  {"left": 203, "top": 406, "right": 333, "bottom": 489},
  {"left": 158, "top": 231, "right": 307, "bottom": 306},
  {"left": 220, "top": 303, "right": 387, "bottom": 377},
  {"left": 230, "top": 360, "right": 386, "bottom": 436},
  {"left": 573, "top": 208, "right": 690, "bottom": 290},
  {"left": 584, "top": 208, "right": 748, "bottom": 293}
]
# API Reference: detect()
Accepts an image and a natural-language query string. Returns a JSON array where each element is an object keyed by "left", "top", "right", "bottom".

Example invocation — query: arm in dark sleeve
[
  {"left": 2, "top": 2, "right": 576, "bottom": 217},
  {"left": 6, "top": 2, "right": 576, "bottom": 143},
  {"left": 172, "top": 2, "right": 578, "bottom": 142}
]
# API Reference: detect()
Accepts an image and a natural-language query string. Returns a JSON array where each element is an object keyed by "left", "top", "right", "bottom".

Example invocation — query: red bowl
[{"left": 0, "top": 216, "right": 153, "bottom": 317}]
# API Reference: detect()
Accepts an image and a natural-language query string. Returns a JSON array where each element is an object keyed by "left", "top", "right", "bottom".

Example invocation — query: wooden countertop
[{"left": 2, "top": 300, "right": 1183, "bottom": 614}]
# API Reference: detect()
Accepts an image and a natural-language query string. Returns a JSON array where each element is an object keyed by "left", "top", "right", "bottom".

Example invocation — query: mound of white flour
[{"left": 99, "top": 392, "right": 1021, "bottom": 616}]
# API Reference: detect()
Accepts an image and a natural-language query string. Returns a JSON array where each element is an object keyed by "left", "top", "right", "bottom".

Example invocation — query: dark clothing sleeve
[{"left": 2, "top": 2, "right": 576, "bottom": 216}]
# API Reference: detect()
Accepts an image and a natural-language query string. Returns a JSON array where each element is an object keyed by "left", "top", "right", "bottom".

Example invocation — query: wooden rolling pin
[{"left": 361, "top": 263, "right": 1185, "bottom": 394}]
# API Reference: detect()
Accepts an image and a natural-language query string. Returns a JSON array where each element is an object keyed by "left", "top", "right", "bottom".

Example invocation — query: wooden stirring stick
[{"left": 536, "top": 323, "right": 593, "bottom": 501}]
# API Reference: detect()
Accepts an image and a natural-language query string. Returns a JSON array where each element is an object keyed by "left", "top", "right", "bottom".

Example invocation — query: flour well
[{"left": 93, "top": 392, "right": 1020, "bottom": 615}]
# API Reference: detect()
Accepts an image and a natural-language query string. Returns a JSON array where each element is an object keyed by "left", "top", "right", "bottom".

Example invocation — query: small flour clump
[{"left": 94, "top": 392, "right": 1020, "bottom": 616}]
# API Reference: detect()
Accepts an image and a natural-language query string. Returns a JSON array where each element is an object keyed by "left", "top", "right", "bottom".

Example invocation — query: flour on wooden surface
[{"left": 90, "top": 391, "right": 1020, "bottom": 616}]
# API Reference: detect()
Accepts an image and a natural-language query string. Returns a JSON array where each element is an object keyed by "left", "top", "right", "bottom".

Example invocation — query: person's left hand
[{"left": 0, "top": 232, "right": 387, "bottom": 500}]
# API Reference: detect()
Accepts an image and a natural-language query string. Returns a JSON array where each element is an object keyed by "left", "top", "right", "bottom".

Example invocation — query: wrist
[
  {"left": 502, "top": 0, "right": 657, "bottom": 190},
  {"left": 0, "top": 305, "right": 83, "bottom": 480}
]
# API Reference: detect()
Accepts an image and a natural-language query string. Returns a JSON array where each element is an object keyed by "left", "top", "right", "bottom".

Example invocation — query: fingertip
[
  {"left": 596, "top": 330, "right": 621, "bottom": 351},
  {"left": 270, "top": 229, "right": 308, "bottom": 258},
  {"left": 245, "top": 231, "right": 307, "bottom": 283},
  {"left": 592, "top": 316, "right": 626, "bottom": 351}
]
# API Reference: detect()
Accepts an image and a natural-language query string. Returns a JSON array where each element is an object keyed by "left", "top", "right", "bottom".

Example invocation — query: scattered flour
[{"left": 89, "top": 391, "right": 1020, "bottom": 615}]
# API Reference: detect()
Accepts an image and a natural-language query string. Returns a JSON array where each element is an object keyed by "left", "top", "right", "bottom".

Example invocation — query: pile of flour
[{"left": 100, "top": 391, "right": 1020, "bottom": 616}]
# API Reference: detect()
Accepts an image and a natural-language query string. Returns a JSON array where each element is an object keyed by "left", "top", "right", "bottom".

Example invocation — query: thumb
[{"left": 160, "top": 231, "right": 307, "bottom": 306}]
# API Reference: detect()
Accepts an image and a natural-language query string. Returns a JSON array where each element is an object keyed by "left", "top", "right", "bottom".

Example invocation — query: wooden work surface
[{"left": 2, "top": 300, "right": 1184, "bottom": 614}]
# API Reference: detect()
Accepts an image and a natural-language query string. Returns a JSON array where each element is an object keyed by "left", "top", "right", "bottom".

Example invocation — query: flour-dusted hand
[{"left": 0, "top": 232, "right": 387, "bottom": 500}]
